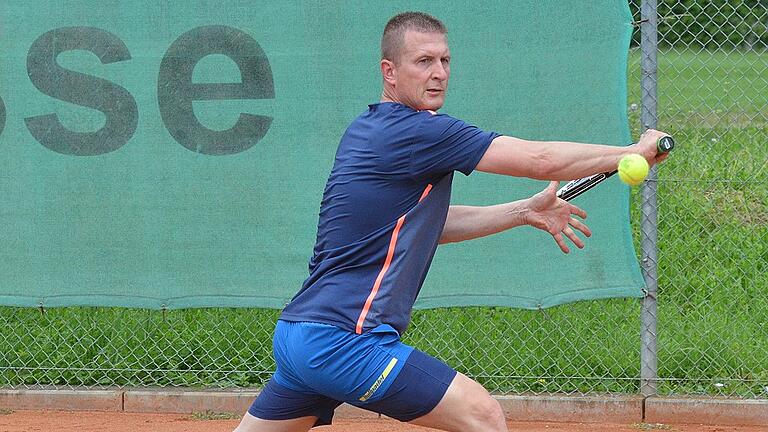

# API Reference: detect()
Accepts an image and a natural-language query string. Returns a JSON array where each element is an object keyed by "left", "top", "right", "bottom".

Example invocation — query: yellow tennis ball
[{"left": 618, "top": 154, "right": 649, "bottom": 186}]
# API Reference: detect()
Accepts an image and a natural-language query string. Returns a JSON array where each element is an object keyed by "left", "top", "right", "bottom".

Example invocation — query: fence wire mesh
[
  {"left": 1, "top": 1, "right": 767, "bottom": 399},
  {"left": 630, "top": 0, "right": 768, "bottom": 398}
]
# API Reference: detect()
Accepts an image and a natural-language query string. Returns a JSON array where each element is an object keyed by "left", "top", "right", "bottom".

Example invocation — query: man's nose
[{"left": 431, "top": 63, "right": 448, "bottom": 80}]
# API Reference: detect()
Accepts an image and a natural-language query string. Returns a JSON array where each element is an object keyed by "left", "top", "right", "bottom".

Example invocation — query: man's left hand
[{"left": 524, "top": 181, "right": 592, "bottom": 253}]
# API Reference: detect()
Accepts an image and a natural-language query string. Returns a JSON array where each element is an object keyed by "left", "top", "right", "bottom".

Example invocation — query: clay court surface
[{"left": 1, "top": 410, "right": 767, "bottom": 432}]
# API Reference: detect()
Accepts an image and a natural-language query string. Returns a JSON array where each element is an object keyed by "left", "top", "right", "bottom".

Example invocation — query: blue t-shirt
[{"left": 280, "top": 102, "right": 499, "bottom": 335}]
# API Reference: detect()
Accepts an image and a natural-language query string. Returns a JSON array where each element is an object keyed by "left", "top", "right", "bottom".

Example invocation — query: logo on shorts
[{"left": 358, "top": 357, "right": 398, "bottom": 402}]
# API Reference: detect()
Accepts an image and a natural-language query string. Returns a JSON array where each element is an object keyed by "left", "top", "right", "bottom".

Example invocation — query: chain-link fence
[
  {"left": 631, "top": 0, "right": 768, "bottom": 398},
  {"left": 1, "top": 1, "right": 766, "bottom": 400}
]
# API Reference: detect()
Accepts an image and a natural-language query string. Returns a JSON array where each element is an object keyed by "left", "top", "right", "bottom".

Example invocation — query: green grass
[
  {"left": 624, "top": 48, "right": 768, "bottom": 397},
  {"left": 629, "top": 48, "right": 768, "bottom": 120},
  {"left": 190, "top": 410, "right": 241, "bottom": 421},
  {"left": 632, "top": 424, "right": 672, "bottom": 431},
  {"left": 0, "top": 49, "right": 766, "bottom": 397},
  {"left": 0, "top": 308, "right": 279, "bottom": 388}
]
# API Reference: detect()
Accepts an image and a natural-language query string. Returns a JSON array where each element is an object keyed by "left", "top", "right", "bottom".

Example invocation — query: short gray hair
[{"left": 381, "top": 12, "right": 447, "bottom": 63}]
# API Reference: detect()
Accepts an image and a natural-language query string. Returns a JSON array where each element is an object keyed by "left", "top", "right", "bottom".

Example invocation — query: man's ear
[{"left": 381, "top": 59, "right": 396, "bottom": 86}]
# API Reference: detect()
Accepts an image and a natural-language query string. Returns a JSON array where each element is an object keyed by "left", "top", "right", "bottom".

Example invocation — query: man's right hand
[{"left": 632, "top": 129, "right": 672, "bottom": 167}]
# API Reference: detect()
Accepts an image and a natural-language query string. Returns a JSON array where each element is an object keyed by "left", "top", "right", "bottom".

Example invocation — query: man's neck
[{"left": 380, "top": 88, "right": 398, "bottom": 104}]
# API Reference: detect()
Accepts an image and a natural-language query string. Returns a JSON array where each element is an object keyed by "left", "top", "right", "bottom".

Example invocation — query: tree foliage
[{"left": 630, "top": 0, "right": 768, "bottom": 49}]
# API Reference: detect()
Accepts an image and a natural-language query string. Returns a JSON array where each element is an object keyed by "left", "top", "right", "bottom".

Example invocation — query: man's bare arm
[
  {"left": 439, "top": 203, "right": 527, "bottom": 244},
  {"left": 475, "top": 130, "right": 669, "bottom": 180},
  {"left": 439, "top": 182, "right": 591, "bottom": 253}
]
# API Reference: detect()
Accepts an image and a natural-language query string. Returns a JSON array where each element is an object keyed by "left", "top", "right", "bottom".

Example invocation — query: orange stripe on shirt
[
  {"left": 418, "top": 184, "right": 433, "bottom": 201},
  {"left": 355, "top": 184, "right": 433, "bottom": 334}
]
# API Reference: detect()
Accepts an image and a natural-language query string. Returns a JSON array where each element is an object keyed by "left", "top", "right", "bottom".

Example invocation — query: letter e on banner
[{"left": 158, "top": 25, "right": 275, "bottom": 155}]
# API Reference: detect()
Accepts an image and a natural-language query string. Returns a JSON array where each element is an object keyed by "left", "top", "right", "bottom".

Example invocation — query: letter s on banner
[{"left": 24, "top": 27, "right": 138, "bottom": 156}]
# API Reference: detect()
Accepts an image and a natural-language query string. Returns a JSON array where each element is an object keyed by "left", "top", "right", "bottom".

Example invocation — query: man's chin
[{"left": 419, "top": 98, "right": 445, "bottom": 111}]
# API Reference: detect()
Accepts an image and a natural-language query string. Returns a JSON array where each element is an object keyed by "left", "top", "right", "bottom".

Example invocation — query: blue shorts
[{"left": 248, "top": 320, "right": 457, "bottom": 427}]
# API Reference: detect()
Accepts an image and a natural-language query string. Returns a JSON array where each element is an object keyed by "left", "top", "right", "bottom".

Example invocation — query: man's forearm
[
  {"left": 439, "top": 182, "right": 590, "bottom": 252},
  {"left": 439, "top": 202, "right": 529, "bottom": 244},
  {"left": 476, "top": 135, "right": 635, "bottom": 180}
]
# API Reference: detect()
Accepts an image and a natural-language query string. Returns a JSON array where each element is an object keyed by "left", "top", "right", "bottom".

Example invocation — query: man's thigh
[
  {"left": 247, "top": 377, "right": 342, "bottom": 427},
  {"left": 357, "top": 348, "right": 457, "bottom": 422},
  {"left": 408, "top": 371, "right": 507, "bottom": 432}
]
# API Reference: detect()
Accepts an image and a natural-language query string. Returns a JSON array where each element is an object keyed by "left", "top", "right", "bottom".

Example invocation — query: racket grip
[{"left": 657, "top": 136, "right": 674, "bottom": 153}]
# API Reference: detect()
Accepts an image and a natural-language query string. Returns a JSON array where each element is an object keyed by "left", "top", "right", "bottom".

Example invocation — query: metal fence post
[{"left": 639, "top": 0, "right": 659, "bottom": 397}]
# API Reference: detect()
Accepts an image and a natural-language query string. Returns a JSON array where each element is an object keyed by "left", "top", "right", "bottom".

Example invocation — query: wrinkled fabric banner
[{"left": 0, "top": 0, "right": 642, "bottom": 309}]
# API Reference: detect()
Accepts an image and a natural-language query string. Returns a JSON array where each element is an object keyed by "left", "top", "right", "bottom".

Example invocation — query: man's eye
[{"left": 418, "top": 58, "right": 430, "bottom": 64}]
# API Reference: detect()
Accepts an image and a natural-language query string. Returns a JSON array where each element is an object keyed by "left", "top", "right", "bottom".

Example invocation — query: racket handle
[{"left": 657, "top": 136, "right": 674, "bottom": 153}]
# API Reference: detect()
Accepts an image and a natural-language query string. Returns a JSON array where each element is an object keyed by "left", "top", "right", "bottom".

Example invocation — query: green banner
[{"left": 0, "top": 1, "right": 642, "bottom": 309}]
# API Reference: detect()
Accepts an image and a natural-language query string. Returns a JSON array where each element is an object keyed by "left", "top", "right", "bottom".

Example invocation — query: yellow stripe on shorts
[{"left": 358, "top": 357, "right": 398, "bottom": 402}]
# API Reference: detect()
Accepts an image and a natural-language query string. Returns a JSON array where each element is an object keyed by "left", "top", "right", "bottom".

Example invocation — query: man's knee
[
  {"left": 232, "top": 413, "right": 253, "bottom": 432},
  {"left": 456, "top": 375, "right": 506, "bottom": 429},
  {"left": 469, "top": 396, "right": 506, "bottom": 428},
  {"left": 411, "top": 372, "right": 507, "bottom": 431}
]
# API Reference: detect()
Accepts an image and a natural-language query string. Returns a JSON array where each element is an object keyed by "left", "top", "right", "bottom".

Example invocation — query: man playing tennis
[{"left": 236, "top": 11, "right": 669, "bottom": 432}]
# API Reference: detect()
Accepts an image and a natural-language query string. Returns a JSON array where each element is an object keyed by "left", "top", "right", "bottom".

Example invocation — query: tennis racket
[{"left": 556, "top": 136, "right": 674, "bottom": 202}]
